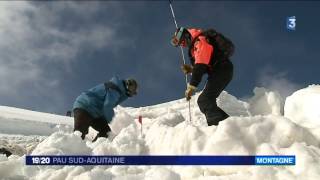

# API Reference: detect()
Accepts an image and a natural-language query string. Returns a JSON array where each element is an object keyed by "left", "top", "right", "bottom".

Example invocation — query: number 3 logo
[
  {"left": 289, "top": 19, "right": 296, "bottom": 28},
  {"left": 287, "top": 16, "right": 296, "bottom": 30}
]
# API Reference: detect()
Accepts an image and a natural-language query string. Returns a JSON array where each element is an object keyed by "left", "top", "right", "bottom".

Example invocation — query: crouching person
[{"left": 73, "top": 76, "right": 138, "bottom": 141}]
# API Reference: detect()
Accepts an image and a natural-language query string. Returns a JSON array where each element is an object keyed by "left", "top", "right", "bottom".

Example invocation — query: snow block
[{"left": 285, "top": 85, "right": 320, "bottom": 127}]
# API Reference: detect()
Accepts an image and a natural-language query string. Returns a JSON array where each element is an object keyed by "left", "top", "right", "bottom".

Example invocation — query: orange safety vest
[{"left": 187, "top": 28, "right": 214, "bottom": 66}]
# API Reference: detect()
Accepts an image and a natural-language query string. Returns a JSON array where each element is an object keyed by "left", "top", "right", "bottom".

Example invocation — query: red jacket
[{"left": 187, "top": 28, "right": 214, "bottom": 87}]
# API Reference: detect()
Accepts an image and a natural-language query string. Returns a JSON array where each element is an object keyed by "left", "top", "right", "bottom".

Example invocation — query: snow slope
[
  {"left": 0, "top": 106, "right": 73, "bottom": 136},
  {"left": 0, "top": 86, "right": 320, "bottom": 180}
]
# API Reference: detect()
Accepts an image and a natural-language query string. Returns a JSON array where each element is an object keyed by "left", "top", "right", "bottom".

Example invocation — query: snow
[
  {"left": 0, "top": 106, "right": 73, "bottom": 136},
  {"left": 0, "top": 86, "right": 320, "bottom": 179},
  {"left": 285, "top": 85, "right": 320, "bottom": 127}
]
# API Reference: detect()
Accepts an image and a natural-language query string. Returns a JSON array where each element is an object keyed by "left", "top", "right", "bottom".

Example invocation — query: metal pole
[{"left": 169, "top": 0, "right": 192, "bottom": 124}]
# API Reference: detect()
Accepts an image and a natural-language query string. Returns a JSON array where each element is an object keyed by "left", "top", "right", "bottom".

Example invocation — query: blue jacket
[{"left": 73, "top": 76, "right": 128, "bottom": 123}]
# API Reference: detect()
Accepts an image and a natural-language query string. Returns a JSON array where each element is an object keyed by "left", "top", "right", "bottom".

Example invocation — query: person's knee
[
  {"left": 197, "top": 94, "right": 207, "bottom": 112},
  {"left": 91, "top": 118, "right": 110, "bottom": 132},
  {"left": 98, "top": 131, "right": 109, "bottom": 138},
  {"left": 92, "top": 130, "right": 110, "bottom": 142},
  {"left": 98, "top": 125, "right": 111, "bottom": 137},
  {"left": 206, "top": 108, "right": 229, "bottom": 126},
  {"left": 207, "top": 116, "right": 228, "bottom": 126}
]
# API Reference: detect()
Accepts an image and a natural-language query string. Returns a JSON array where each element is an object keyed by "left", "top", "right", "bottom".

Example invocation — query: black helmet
[
  {"left": 124, "top": 78, "right": 138, "bottom": 97},
  {"left": 171, "top": 27, "right": 191, "bottom": 47}
]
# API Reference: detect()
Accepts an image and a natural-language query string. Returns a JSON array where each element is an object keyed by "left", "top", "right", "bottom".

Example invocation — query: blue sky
[{"left": 0, "top": 1, "right": 319, "bottom": 115}]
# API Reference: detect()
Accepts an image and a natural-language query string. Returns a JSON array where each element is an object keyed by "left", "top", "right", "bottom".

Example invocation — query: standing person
[
  {"left": 171, "top": 27, "right": 234, "bottom": 126},
  {"left": 73, "top": 76, "right": 138, "bottom": 141}
]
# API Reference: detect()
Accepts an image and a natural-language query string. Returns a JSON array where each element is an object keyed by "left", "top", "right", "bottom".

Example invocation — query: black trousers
[
  {"left": 73, "top": 108, "right": 111, "bottom": 141},
  {"left": 197, "top": 60, "right": 233, "bottom": 126}
]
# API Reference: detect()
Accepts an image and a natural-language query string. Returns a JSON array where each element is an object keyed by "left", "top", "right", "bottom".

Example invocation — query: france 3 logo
[{"left": 287, "top": 16, "right": 296, "bottom": 31}]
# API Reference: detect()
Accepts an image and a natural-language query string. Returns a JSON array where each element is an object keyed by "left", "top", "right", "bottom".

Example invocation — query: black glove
[{"left": 181, "top": 64, "right": 193, "bottom": 74}]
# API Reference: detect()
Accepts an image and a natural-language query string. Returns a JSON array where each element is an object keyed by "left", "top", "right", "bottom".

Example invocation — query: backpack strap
[{"left": 104, "top": 82, "right": 122, "bottom": 95}]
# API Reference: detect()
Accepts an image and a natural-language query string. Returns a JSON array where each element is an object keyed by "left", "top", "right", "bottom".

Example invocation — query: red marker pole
[{"left": 138, "top": 115, "right": 143, "bottom": 136}]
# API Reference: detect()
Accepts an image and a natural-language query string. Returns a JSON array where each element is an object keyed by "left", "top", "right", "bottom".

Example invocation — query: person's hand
[
  {"left": 171, "top": 36, "right": 179, "bottom": 47},
  {"left": 185, "top": 84, "right": 196, "bottom": 101},
  {"left": 181, "top": 64, "right": 193, "bottom": 74}
]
